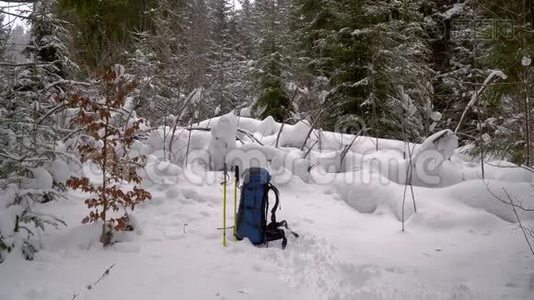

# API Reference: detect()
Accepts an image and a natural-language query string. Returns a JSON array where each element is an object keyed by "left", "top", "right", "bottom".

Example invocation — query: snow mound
[
  {"left": 414, "top": 129, "right": 458, "bottom": 160},
  {"left": 449, "top": 180, "right": 534, "bottom": 222},
  {"left": 279, "top": 120, "right": 310, "bottom": 148},
  {"left": 208, "top": 112, "right": 238, "bottom": 170},
  {"left": 45, "top": 159, "right": 71, "bottom": 184},
  {"left": 23, "top": 167, "right": 54, "bottom": 190},
  {"left": 256, "top": 116, "right": 279, "bottom": 136}
]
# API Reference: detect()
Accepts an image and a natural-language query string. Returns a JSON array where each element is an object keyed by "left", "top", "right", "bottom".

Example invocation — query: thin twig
[
  {"left": 237, "top": 129, "right": 264, "bottom": 146},
  {"left": 0, "top": 60, "right": 62, "bottom": 67},
  {"left": 275, "top": 122, "right": 285, "bottom": 148},
  {"left": 184, "top": 121, "right": 193, "bottom": 167},
  {"left": 300, "top": 109, "right": 325, "bottom": 151},
  {"left": 483, "top": 180, "right": 534, "bottom": 212},
  {"left": 340, "top": 128, "right": 366, "bottom": 164},
  {"left": 304, "top": 140, "right": 319, "bottom": 159},
  {"left": 87, "top": 264, "right": 115, "bottom": 290},
  {"left": 503, "top": 189, "right": 534, "bottom": 256},
  {"left": 484, "top": 161, "right": 534, "bottom": 174},
  {"left": 402, "top": 143, "right": 417, "bottom": 231}
]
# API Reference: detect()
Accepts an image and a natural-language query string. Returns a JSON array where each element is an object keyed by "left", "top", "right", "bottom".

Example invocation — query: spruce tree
[
  {"left": 186, "top": 0, "right": 211, "bottom": 95},
  {"left": 128, "top": 0, "right": 189, "bottom": 127},
  {"left": 0, "top": 13, "right": 7, "bottom": 55},
  {"left": 361, "top": 0, "right": 434, "bottom": 140},
  {"left": 206, "top": 0, "right": 237, "bottom": 114},
  {"left": 0, "top": 0, "right": 74, "bottom": 262},
  {"left": 476, "top": 0, "right": 534, "bottom": 164},
  {"left": 251, "top": 0, "right": 294, "bottom": 122},
  {"left": 295, "top": 0, "right": 435, "bottom": 140},
  {"left": 425, "top": 1, "right": 488, "bottom": 136},
  {"left": 0, "top": 13, "right": 8, "bottom": 85},
  {"left": 237, "top": 0, "right": 254, "bottom": 59},
  {"left": 58, "top": 0, "right": 157, "bottom": 68}
]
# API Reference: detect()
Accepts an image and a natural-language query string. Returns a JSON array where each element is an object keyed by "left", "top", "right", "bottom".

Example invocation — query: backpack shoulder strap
[{"left": 268, "top": 183, "right": 280, "bottom": 224}]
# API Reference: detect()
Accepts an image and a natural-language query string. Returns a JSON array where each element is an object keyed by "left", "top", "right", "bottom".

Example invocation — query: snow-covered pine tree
[
  {"left": 290, "top": 0, "right": 339, "bottom": 126},
  {"left": 360, "top": 0, "right": 435, "bottom": 141},
  {"left": 0, "top": 13, "right": 7, "bottom": 55},
  {"left": 205, "top": 0, "right": 240, "bottom": 115},
  {"left": 58, "top": 0, "right": 157, "bottom": 68},
  {"left": 4, "top": 25, "right": 30, "bottom": 66},
  {"left": 184, "top": 0, "right": 210, "bottom": 96},
  {"left": 0, "top": 0, "right": 75, "bottom": 262},
  {"left": 126, "top": 0, "right": 205, "bottom": 162},
  {"left": 231, "top": 0, "right": 268, "bottom": 117},
  {"left": 293, "top": 0, "right": 366, "bottom": 132},
  {"left": 251, "top": 0, "right": 294, "bottom": 122},
  {"left": 425, "top": 1, "right": 488, "bottom": 138},
  {"left": 474, "top": 0, "right": 534, "bottom": 164},
  {"left": 292, "top": 0, "right": 337, "bottom": 80},
  {"left": 237, "top": 0, "right": 254, "bottom": 59},
  {"left": 162, "top": 0, "right": 215, "bottom": 123},
  {"left": 128, "top": 0, "right": 189, "bottom": 127},
  {"left": 226, "top": 5, "right": 251, "bottom": 112},
  {"left": 299, "top": 0, "right": 431, "bottom": 140},
  {"left": 0, "top": 13, "right": 8, "bottom": 86},
  {"left": 0, "top": 11, "right": 9, "bottom": 262}
]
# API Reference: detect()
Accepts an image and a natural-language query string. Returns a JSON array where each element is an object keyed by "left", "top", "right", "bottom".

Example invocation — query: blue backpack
[{"left": 235, "top": 168, "right": 298, "bottom": 249}]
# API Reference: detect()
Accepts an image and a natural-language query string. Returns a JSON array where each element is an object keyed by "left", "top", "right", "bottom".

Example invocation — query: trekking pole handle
[{"left": 221, "top": 163, "right": 230, "bottom": 185}]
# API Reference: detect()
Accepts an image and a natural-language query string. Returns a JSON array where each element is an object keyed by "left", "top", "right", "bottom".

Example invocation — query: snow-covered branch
[{"left": 455, "top": 70, "right": 508, "bottom": 134}]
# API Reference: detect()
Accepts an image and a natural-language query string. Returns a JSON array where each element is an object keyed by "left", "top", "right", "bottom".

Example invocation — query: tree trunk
[{"left": 100, "top": 99, "right": 111, "bottom": 246}]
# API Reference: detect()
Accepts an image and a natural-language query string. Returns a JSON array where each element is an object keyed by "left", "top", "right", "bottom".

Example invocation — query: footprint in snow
[
  {"left": 112, "top": 243, "right": 141, "bottom": 253},
  {"left": 228, "top": 247, "right": 245, "bottom": 254},
  {"left": 251, "top": 264, "right": 263, "bottom": 272},
  {"left": 303, "top": 218, "right": 314, "bottom": 224},
  {"left": 179, "top": 198, "right": 195, "bottom": 205},
  {"left": 181, "top": 188, "right": 199, "bottom": 200},
  {"left": 165, "top": 187, "right": 182, "bottom": 198},
  {"left": 264, "top": 235, "right": 380, "bottom": 299},
  {"left": 202, "top": 232, "right": 219, "bottom": 240},
  {"left": 165, "top": 233, "right": 184, "bottom": 240}
]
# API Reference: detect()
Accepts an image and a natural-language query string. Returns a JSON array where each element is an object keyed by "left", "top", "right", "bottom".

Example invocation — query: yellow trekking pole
[
  {"left": 222, "top": 163, "right": 228, "bottom": 247},
  {"left": 233, "top": 166, "right": 239, "bottom": 238}
]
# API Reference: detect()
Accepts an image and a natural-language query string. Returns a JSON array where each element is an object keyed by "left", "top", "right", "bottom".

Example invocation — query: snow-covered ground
[{"left": 1, "top": 115, "right": 534, "bottom": 299}]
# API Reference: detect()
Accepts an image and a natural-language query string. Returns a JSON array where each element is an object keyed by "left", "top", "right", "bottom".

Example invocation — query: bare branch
[
  {"left": 484, "top": 161, "right": 534, "bottom": 174},
  {"left": 0, "top": 9, "right": 31, "bottom": 20},
  {"left": 340, "top": 127, "right": 367, "bottom": 166},
  {"left": 0, "top": 60, "right": 62, "bottom": 67},
  {"left": 237, "top": 129, "right": 264, "bottom": 146},
  {"left": 455, "top": 71, "right": 507, "bottom": 134},
  {"left": 483, "top": 180, "right": 534, "bottom": 212},
  {"left": 275, "top": 122, "right": 285, "bottom": 148},
  {"left": 503, "top": 189, "right": 534, "bottom": 256},
  {"left": 87, "top": 264, "right": 115, "bottom": 290},
  {"left": 300, "top": 109, "right": 325, "bottom": 151},
  {"left": 304, "top": 140, "right": 318, "bottom": 159}
]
